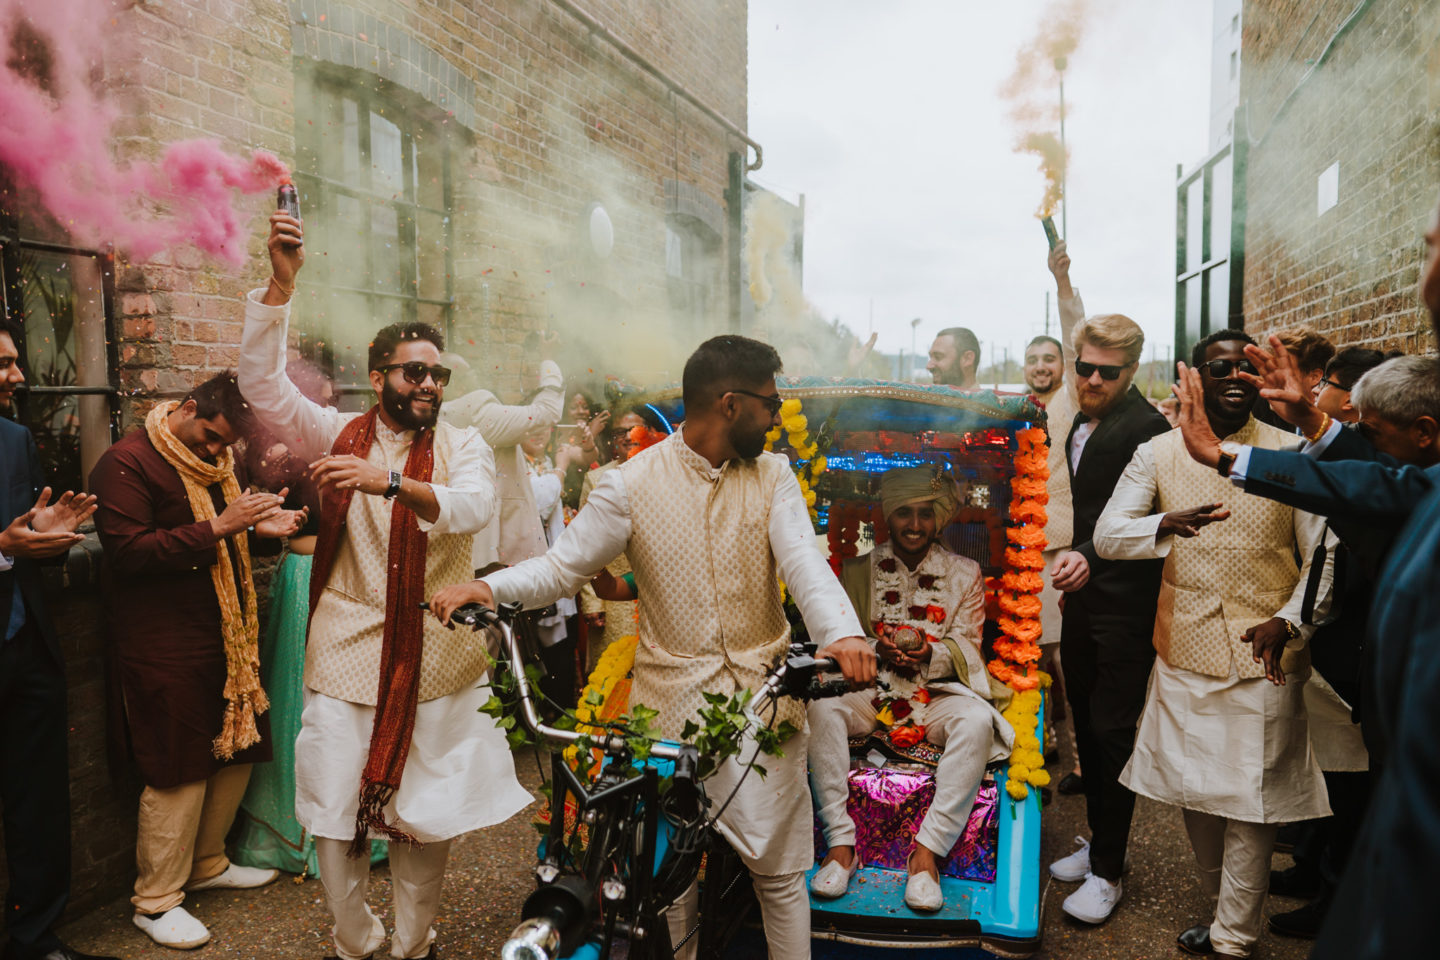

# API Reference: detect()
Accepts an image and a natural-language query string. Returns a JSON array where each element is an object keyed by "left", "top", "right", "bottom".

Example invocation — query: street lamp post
[{"left": 910, "top": 317, "right": 922, "bottom": 380}]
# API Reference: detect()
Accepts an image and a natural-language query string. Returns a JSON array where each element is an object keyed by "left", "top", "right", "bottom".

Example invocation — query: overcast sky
[{"left": 747, "top": 0, "right": 1214, "bottom": 375}]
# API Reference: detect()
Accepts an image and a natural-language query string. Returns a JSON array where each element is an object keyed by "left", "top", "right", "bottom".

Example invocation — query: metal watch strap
[{"left": 383, "top": 471, "right": 402, "bottom": 499}]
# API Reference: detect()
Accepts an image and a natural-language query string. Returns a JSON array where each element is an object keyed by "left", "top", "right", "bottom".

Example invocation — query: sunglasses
[
  {"left": 1200, "top": 358, "right": 1258, "bottom": 378},
  {"left": 727, "top": 388, "right": 784, "bottom": 416},
  {"left": 1074, "top": 359, "right": 1129, "bottom": 381},
  {"left": 376, "top": 362, "right": 452, "bottom": 387}
]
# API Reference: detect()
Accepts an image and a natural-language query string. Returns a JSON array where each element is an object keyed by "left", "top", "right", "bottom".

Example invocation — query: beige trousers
[
  {"left": 315, "top": 837, "right": 451, "bottom": 960},
  {"left": 1181, "top": 809, "right": 1279, "bottom": 958},
  {"left": 132, "top": 763, "right": 252, "bottom": 914},
  {"left": 665, "top": 871, "right": 810, "bottom": 960}
]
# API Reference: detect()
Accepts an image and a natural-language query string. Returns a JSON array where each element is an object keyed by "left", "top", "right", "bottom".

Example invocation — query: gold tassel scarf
[{"left": 145, "top": 401, "right": 268, "bottom": 759}]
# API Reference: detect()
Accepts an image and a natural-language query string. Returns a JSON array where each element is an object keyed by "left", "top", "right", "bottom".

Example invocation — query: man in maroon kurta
[{"left": 91, "top": 373, "right": 304, "bottom": 949}]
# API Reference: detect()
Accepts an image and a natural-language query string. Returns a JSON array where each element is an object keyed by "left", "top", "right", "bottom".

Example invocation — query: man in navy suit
[
  {"left": 1167, "top": 197, "right": 1440, "bottom": 960},
  {"left": 0, "top": 317, "right": 114, "bottom": 960}
]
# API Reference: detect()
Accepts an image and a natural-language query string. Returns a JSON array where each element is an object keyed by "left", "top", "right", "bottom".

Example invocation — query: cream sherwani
[
  {"left": 809, "top": 542, "right": 1012, "bottom": 859},
  {"left": 485, "top": 429, "right": 863, "bottom": 960},
  {"left": 239, "top": 291, "right": 531, "bottom": 960},
  {"left": 443, "top": 361, "right": 564, "bottom": 570},
  {"left": 1092, "top": 418, "right": 1332, "bottom": 958},
  {"left": 577, "top": 462, "right": 637, "bottom": 670}
]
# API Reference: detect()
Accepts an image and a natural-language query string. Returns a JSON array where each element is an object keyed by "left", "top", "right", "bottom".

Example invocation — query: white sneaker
[
  {"left": 133, "top": 905, "right": 211, "bottom": 949},
  {"left": 1049, "top": 835, "right": 1091, "bottom": 882},
  {"left": 809, "top": 856, "right": 859, "bottom": 899},
  {"left": 183, "top": 863, "right": 279, "bottom": 891},
  {"left": 1062, "top": 874, "right": 1123, "bottom": 924},
  {"left": 904, "top": 869, "right": 944, "bottom": 912}
]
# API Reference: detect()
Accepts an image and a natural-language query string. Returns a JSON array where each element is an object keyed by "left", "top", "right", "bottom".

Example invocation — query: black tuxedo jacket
[
  {"left": 1, "top": 416, "right": 60, "bottom": 664},
  {"left": 1064, "top": 385, "right": 1170, "bottom": 619}
]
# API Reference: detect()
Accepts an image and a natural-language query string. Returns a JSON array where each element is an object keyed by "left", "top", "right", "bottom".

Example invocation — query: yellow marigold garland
[
  {"left": 765, "top": 397, "right": 827, "bottom": 520},
  {"left": 989, "top": 425, "right": 1054, "bottom": 800},
  {"left": 566, "top": 635, "right": 639, "bottom": 771}
]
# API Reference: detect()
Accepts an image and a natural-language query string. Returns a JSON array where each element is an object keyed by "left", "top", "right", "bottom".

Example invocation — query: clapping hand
[
  {"left": 310, "top": 454, "right": 389, "bottom": 496},
  {"left": 1158, "top": 502, "right": 1231, "bottom": 539},
  {"left": 254, "top": 505, "right": 308, "bottom": 539},
  {"left": 0, "top": 488, "right": 94, "bottom": 559}
]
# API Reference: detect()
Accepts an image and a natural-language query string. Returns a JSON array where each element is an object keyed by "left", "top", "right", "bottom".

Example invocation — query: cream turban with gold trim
[{"left": 879, "top": 467, "right": 965, "bottom": 529}]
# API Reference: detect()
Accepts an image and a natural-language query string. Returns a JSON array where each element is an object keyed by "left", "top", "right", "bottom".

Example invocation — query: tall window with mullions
[{"left": 293, "top": 67, "right": 455, "bottom": 403}]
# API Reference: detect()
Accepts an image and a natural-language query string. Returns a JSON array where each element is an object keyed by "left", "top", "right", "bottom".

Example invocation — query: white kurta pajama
[
  {"left": 485, "top": 429, "right": 864, "bottom": 960},
  {"left": 809, "top": 542, "right": 1012, "bottom": 860},
  {"left": 239, "top": 291, "right": 531, "bottom": 960},
  {"left": 1093, "top": 419, "right": 1332, "bottom": 958}
]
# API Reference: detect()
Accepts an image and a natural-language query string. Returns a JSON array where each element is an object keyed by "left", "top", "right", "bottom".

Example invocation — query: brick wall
[
  {"left": 1238, "top": 0, "right": 1440, "bottom": 352},
  {"left": 1, "top": 0, "right": 749, "bottom": 919}
]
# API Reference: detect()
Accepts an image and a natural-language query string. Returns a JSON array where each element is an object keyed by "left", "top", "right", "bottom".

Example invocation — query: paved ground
[{"left": 58, "top": 745, "right": 1317, "bottom": 959}]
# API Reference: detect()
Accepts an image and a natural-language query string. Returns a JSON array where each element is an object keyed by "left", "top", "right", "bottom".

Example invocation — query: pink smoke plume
[
  {"left": 1000, "top": 0, "right": 1088, "bottom": 219},
  {"left": 0, "top": 0, "right": 288, "bottom": 267}
]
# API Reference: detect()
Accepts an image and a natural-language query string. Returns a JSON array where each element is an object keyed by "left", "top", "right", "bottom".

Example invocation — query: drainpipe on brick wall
[{"left": 547, "top": 0, "right": 763, "bottom": 173}]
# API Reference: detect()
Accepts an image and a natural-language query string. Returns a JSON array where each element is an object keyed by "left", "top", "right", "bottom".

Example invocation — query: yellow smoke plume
[{"left": 1001, "top": 0, "right": 1088, "bottom": 218}]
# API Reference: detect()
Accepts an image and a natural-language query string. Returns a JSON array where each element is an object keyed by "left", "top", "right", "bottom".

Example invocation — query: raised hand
[
  {"left": 1048, "top": 240, "right": 1074, "bottom": 298},
  {"left": 1240, "top": 335, "right": 1325, "bottom": 436},
  {"left": 28, "top": 487, "right": 98, "bottom": 535},
  {"left": 268, "top": 212, "right": 304, "bottom": 293},
  {"left": 1172, "top": 363, "right": 1222, "bottom": 469},
  {"left": 847, "top": 332, "right": 878, "bottom": 374}
]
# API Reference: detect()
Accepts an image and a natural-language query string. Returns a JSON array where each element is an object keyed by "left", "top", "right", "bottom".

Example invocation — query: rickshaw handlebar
[{"left": 442, "top": 601, "right": 853, "bottom": 759}]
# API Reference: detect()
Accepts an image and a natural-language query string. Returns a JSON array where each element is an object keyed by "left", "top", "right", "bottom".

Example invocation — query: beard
[
  {"left": 382, "top": 379, "right": 441, "bottom": 430},
  {"left": 731, "top": 421, "right": 769, "bottom": 460}
]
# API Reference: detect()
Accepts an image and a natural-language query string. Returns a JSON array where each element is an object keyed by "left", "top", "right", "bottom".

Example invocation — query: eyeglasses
[
  {"left": 376, "top": 362, "right": 452, "bottom": 387},
  {"left": 726, "top": 389, "right": 784, "bottom": 416},
  {"left": 1200, "top": 358, "right": 1258, "bottom": 378},
  {"left": 1318, "top": 377, "right": 1348, "bottom": 392},
  {"left": 1074, "top": 359, "right": 1128, "bottom": 381}
]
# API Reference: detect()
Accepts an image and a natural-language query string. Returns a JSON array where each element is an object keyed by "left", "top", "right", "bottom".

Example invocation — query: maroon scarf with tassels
[{"left": 308, "top": 406, "right": 435, "bottom": 856}]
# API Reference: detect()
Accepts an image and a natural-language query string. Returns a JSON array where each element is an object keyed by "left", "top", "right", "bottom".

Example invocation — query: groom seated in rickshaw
[{"left": 808, "top": 467, "right": 1014, "bottom": 913}]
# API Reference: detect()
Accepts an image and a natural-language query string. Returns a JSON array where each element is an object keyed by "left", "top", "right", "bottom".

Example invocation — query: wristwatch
[
  {"left": 1281, "top": 619, "right": 1302, "bottom": 643},
  {"left": 383, "top": 470, "right": 402, "bottom": 500},
  {"left": 1215, "top": 441, "right": 1243, "bottom": 478}
]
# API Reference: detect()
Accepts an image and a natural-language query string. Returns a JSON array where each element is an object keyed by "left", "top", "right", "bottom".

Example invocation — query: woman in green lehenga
[{"left": 231, "top": 361, "right": 386, "bottom": 875}]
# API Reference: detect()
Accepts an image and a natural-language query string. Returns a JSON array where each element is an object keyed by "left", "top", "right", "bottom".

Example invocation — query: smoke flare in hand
[
  {"left": 0, "top": 0, "right": 288, "bottom": 267},
  {"left": 1001, "top": 0, "right": 1088, "bottom": 218}
]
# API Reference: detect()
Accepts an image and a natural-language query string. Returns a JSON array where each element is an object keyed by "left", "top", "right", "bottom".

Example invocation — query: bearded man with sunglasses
[
  {"left": 238, "top": 213, "right": 530, "bottom": 960},
  {"left": 1090, "top": 329, "right": 1333, "bottom": 959},
  {"left": 1044, "top": 312, "right": 1170, "bottom": 926},
  {"left": 431, "top": 334, "right": 876, "bottom": 960}
]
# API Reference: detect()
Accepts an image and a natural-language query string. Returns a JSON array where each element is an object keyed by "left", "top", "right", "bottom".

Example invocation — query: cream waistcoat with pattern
[
  {"left": 1037, "top": 385, "right": 1077, "bottom": 550},
  {"left": 305, "top": 420, "right": 488, "bottom": 704},
  {"left": 620, "top": 432, "right": 799, "bottom": 741},
  {"left": 1151, "top": 418, "right": 1308, "bottom": 679}
]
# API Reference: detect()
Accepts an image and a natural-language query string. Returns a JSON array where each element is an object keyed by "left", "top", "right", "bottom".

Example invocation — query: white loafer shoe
[
  {"left": 133, "top": 905, "right": 211, "bottom": 949},
  {"left": 809, "top": 857, "right": 859, "bottom": 899},
  {"left": 1062, "top": 874, "right": 1123, "bottom": 924},
  {"left": 904, "top": 869, "right": 943, "bottom": 912},
  {"left": 1049, "top": 835, "right": 1091, "bottom": 882},
  {"left": 184, "top": 863, "right": 279, "bottom": 891}
]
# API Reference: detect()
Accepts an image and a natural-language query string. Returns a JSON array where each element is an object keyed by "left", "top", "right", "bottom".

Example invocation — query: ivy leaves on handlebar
[{"left": 680, "top": 690, "right": 799, "bottom": 782}]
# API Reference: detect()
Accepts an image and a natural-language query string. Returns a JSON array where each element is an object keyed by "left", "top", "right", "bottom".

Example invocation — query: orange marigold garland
[{"left": 989, "top": 425, "right": 1054, "bottom": 800}]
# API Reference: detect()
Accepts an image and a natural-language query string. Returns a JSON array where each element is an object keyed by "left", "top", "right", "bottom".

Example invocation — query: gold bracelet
[
  {"left": 1303, "top": 411, "right": 1332, "bottom": 444},
  {"left": 269, "top": 274, "right": 295, "bottom": 298}
]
